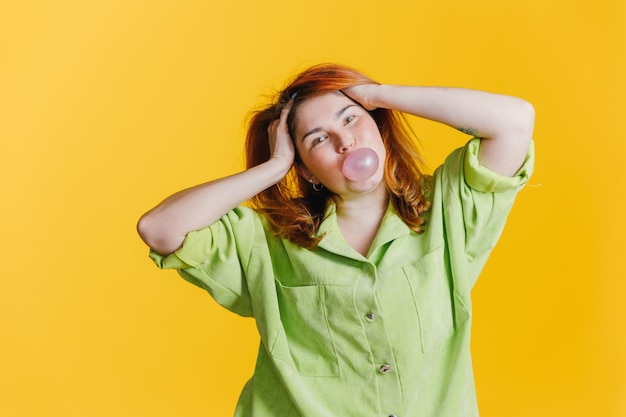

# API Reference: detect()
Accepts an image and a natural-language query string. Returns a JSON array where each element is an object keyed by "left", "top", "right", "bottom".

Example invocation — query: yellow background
[{"left": 1, "top": 0, "right": 624, "bottom": 416}]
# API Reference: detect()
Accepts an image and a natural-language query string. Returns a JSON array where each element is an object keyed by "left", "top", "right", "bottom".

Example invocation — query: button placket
[{"left": 354, "top": 262, "right": 403, "bottom": 413}]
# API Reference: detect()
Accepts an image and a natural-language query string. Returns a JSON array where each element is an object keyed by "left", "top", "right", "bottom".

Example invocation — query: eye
[
  {"left": 312, "top": 134, "right": 328, "bottom": 145},
  {"left": 344, "top": 115, "right": 355, "bottom": 125}
]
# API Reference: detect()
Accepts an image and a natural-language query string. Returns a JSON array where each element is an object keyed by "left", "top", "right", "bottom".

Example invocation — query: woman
[{"left": 138, "top": 63, "right": 534, "bottom": 416}]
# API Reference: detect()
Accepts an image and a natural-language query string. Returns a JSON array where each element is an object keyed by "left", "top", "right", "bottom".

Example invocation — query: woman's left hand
[{"left": 342, "top": 84, "right": 379, "bottom": 111}]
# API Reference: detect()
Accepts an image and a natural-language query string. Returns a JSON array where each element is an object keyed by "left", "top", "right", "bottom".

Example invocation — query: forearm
[
  {"left": 137, "top": 158, "right": 290, "bottom": 255},
  {"left": 357, "top": 84, "right": 534, "bottom": 176},
  {"left": 368, "top": 85, "right": 534, "bottom": 139}
]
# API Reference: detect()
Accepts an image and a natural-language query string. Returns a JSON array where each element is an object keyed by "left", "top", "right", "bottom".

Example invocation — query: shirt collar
[{"left": 314, "top": 200, "right": 412, "bottom": 260}]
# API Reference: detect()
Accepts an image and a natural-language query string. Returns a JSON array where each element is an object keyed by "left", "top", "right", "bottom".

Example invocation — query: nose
[{"left": 336, "top": 133, "right": 355, "bottom": 153}]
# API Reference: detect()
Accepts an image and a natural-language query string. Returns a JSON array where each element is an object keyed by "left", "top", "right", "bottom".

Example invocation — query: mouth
[{"left": 341, "top": 147, "right": 380, "bottom": 181}]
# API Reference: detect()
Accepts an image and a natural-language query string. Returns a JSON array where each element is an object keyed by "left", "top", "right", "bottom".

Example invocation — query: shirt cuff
[
  {"left": 463, "top": 138, "right": 535, "bottom": 193},
  {"left": 149, "top": 249, "right": 194, "bottom": 270}
]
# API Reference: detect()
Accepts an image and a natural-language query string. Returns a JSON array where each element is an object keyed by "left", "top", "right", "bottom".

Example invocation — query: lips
[{"left": 342, "top": 148, "right": 380, "bottom": 180}]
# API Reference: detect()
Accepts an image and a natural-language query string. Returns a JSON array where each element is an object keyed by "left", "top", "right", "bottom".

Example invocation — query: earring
[{"left": 308, "top": 179, "right": 323, "bottom": 192}]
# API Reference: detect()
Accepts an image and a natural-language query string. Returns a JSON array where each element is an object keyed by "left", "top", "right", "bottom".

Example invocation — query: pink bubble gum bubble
[{"left": 342, "top": 148, "right": 379, "bottom": 180}]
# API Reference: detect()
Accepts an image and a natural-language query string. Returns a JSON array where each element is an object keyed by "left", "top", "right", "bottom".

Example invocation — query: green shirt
[{"left": 150, "top": 138, "right": 534, "bottom": 417}]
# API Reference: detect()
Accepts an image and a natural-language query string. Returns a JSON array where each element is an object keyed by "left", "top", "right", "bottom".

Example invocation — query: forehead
[{"left": 293, "top": 92, "right": 354, "bottom": 130}]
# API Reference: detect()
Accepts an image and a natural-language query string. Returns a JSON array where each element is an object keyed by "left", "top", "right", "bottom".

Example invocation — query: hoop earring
[{"left": 312, "top": 182, "right": 323, "bottom": 192}]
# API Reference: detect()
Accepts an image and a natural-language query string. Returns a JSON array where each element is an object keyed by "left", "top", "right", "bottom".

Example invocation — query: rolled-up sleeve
[
  {"left": 463, "top": 138, "right": 534, "bottom": 193},
  {"left": 149, "top": 207, "right": 264, "bottom": 317},
  {"left": 435, "top": 138, "right": 535, "bottom": 288}
]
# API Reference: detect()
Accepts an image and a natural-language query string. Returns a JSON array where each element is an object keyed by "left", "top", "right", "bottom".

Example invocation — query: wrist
[
  {"left": 363, "top": 84, "right": 383, "bottom": 110},
  {"left": 266, "top": 155, "right": 294, "bottom": 180}
]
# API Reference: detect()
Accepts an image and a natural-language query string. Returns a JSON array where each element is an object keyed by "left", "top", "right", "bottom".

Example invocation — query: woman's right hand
[
  {"left": 138, "top": 99, "right": 299, "bottom": 256},
  {"left": 267, "top": 99, "right": 296, "bottom": 176}
]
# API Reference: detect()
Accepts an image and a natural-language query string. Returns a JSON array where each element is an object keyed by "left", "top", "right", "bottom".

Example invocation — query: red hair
[{"left": 245, "top": 63, "right": 430, "bottom": 248}]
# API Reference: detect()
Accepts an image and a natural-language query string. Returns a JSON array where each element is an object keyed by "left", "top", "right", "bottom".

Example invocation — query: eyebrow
[{"left": 301, "top": 104, "right": 356, "bottom": 142}]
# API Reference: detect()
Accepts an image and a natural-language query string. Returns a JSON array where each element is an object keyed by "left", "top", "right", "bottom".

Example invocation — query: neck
[
  {"left": 334, "top": 187, "right": 389, "bottom": 257},
  {"left": 335, "top": 184, "right": 389, "bottom": 224}
]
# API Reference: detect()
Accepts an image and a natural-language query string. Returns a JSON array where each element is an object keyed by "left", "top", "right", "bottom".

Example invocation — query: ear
[{"left": 295, "top": 163, "right": 319, "bottom": 184}]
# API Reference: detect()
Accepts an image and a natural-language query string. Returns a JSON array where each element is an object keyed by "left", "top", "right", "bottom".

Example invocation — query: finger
[
  {"left": 267, "top": 118, "right": 278, "bottom": 133},
  {"left": 342, "top": 85, "right": 376, "bottom": 110},
  {"left": 279, "top": 97, "right": 295, "bottom": 121}
]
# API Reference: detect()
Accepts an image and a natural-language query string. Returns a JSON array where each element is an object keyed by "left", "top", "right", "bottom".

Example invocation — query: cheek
[
  {"left": 300, "top": 151, "right": 339, "bottom": 179},
  {"left": 301, "top": 152, "right": 325, "bottom": 170},
  {"left": 364, "top": 119, "right": 383, "bottom": 138},
  {"left": 292, "top": 143, "right": 316, "bottom": 170}
]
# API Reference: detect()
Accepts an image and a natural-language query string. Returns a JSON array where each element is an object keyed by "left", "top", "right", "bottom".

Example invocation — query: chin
[{"left": 346, "top": 175, "right": 385, "bottom": 193}]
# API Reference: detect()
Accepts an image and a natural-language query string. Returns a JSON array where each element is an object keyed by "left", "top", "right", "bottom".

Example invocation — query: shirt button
[
  {"left": 379, "top": 364, "right": 391, "bottom": 374},
  {"left": 365, "top": 312, "right": 376, "bottom": 321}
]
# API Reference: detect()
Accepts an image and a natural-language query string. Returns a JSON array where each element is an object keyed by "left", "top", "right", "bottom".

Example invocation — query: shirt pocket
[
  {"left": 401, "top": 247, "right": 470, "bottom": 353},
  {"left": 270, "top": 281, "right": 340, "bottom": 377}
]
